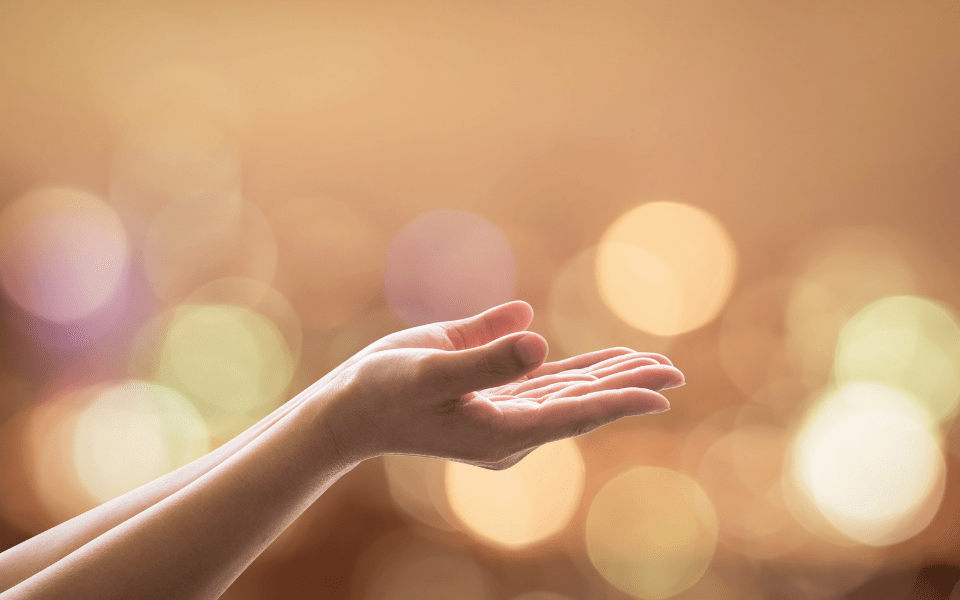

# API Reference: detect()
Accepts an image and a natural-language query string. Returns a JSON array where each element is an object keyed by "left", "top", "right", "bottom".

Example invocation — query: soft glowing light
[
  {"left": 717, "top": 278, "right": 794, "bottom": 397},
  {"left": 354, "top": 529, "right": 493, "bottom": 600},
  {"left": 785, "top": 228, "right": 917, "bottom": 387},
  {"left": 109, "top": 122, "right": 242, "bottom": 234},
  {"left": 511, "top": 593, "right": 577, "bottom": 600},
  {"left": 0, "top": 187, "right": 128, "bottom": 323},
  {"left": 834, "top": 295, "right": 960, "bottom": 423},
  {"left": 585, "top": 466, "right": 718, "bottom": 600},
  {"left": 73, "top": 381, "right": 209, "bottom": 503},
  {"left": 384, "top": 210, "right": 516, "bottom": 326},
  {"left": 790, "top": 383, "right": 945, "bottom": 546},
  {"left": 267, "top": 195, "right": 383, "bottom": 330},
  {"left": 596, "top": 202, "right": 737, "bottom": 336},
  {"left": 143, "top": 191, "right": 276, "bottom": 303},
  {"left": 547, "top": 246, "right": 670, "bottom": 359},
  {"left": 382, "top": 454, "right": 457, "bottom": 531},
  {"left": 696, "top": 424, "right": 803, "bottom": 559},
  {"left": 157, "top": 303, "right": 294, "bottom": 438},
  {"left": 445, "top": 439, "right": 584, "bottom": 549}
]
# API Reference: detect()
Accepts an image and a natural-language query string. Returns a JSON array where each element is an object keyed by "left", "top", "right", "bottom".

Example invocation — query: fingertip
[{"left": 515, "top": 332, "right": 548, "bottom": 366}]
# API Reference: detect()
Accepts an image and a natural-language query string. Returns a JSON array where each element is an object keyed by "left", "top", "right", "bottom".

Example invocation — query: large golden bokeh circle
[
  {"left": 445, "top": 439, "right": 584, "bottom": 549},
  {"left": 585, "top": 466, "right": 718, "bottom": 600},
  {"left": 596, "top": 202, "right": 737, "bottom": 336}
]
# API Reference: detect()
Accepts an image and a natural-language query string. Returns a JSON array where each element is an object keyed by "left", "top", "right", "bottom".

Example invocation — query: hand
[{"left": 322, "top": 302, "right": 684, "bottom": 469}]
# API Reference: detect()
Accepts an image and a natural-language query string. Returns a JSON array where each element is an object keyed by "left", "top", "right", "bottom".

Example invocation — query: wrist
[{"left": 306, "top": 366, "right": 380, "bottom": 469}]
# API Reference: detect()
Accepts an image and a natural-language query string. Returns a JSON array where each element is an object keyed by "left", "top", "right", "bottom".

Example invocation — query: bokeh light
[
  {"left": 596, "top": 202, "right": 737, "bottom": 336},
  {"left": 788, "top": 382, "right": 945, "bottom": 546},
  {"left": 73, "top": 380, "right": 209, "bottom": 503},
  {"left": 445, "top": 439, "right": 584, "bottom": 549},
  {"left": 834, "top": 295, "right": 960, "bottom": 423},
  {"left": 696, "top": 424, "right": 805, "bottom": 559},
  {"left": 156, "top": 303, "right": 295, "bottom": 438},
  {"left": 266, "top": 195, "right": 383, "bottom": 330},
  {"left": 384, "top": 210, "right": 516, "bottom": 326},
  {"left": 0, "top": 187, "right": 128, "bottom": 323},
  {"left": 717, "top": 278, "right": 795, "bottom": 400},
  {"left": 785, "top": 228, "right": 918, "bottom": 388},
  {"left": 382, "top": 454, "right": 457, "bottom": 531},
  {"left": 353, "top": 529, "right": 494, "bottom": 600},
  {"left": 585, "top": 466, "right": 718, "bottom": 600},
  {"left": 143, "top": 192, "right": 277, "bottom": 303},
  {"left": 547, "top": 246, "right": 671, "bottom": 359}
]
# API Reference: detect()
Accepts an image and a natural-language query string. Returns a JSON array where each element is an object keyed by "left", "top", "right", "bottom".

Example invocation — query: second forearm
[{"left": 1, "top": 382, "right": 358, "bottom": 600}]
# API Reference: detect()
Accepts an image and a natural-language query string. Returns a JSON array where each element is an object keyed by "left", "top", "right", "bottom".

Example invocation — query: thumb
[{"left": 425, "top": 331, "right": 548, "bottom": 397}]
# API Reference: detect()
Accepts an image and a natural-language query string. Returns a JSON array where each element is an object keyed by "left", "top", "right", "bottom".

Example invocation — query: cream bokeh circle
[
  {"left": 790, "top": 382, "right": 945, "bottom": 546},
  {"left": 596, "top": 202, "right": 736, "bottom": 336},
  {"left": 73, "top": 381, "right": 209, "bottom": 503},
  {"left": 445, "top": 439, "right": 584, "bottom": 549},
  {"left": 585, "top": 466, "right": 718, "bottom": 600}
]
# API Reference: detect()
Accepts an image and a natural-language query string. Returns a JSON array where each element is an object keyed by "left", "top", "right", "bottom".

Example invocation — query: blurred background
[{"left": 1, "top": 1, "right": 960, "bottom": 598}]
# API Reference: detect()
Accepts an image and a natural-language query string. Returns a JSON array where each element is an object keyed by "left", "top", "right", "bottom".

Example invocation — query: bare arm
[{"left": 0, "top": 301, "right": 682, "bottom": 600}]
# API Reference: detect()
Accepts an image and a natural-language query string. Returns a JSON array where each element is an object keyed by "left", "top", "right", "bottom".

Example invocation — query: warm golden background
[{"left": 2, "top": 1, "right": 960, "bottom": 598}]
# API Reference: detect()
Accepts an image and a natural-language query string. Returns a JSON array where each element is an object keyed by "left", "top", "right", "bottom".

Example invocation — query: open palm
[{"left": 326, "top": 302, "right": 683, "bottom": 468}]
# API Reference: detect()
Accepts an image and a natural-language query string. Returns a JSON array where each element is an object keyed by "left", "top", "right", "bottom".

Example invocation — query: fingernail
[
  {"left": 650, "top": 400, "right": 671, "bottom": 413},
  {"left": 515, "top": 336, "right": 543, "bottom": 365},
  {"left": 662, "top": 378, "right": 685, "bottom": 390}
]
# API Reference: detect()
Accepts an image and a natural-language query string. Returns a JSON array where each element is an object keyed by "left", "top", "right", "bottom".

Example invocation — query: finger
[
  {"left": 512, "top": 372, "right": 597, "bottom": 395},
  {"left": 522, "top": 388, "right": 671, "bottom": 446},
  {"left": 527, "top": 347, "right": 634, "bottom": 378},
  {"left": 547, "top": 364, "right": 684, "bottom": 399},
  {"left": 424, "top": 331, "right": 549, "bottom": 397},
  {"left": 530, "top": 348, "right": 673, "bottom": 378},
  {"left": 573, "top": 353, "right": 673, "bottom": 376},
  {"left": 587, "top": 356, "right": 661, "bottom": 380},
  {"left": 441, "top": 301, "right": 535, "bottom": 351},
  {"left": 516, "top": 379, "right": 592, "bottom": 399}
]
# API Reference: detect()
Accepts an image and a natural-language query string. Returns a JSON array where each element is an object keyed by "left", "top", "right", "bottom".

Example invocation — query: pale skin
[{"left": 0, "top": 301, "right": 684, "bottom": 599}]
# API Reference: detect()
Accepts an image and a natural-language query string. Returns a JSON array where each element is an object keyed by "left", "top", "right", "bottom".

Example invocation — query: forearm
[
  {"left": 0, "top": 368, "right": 342, "bottom": 592},
  {"left": 0, "top": 379, "right": 359, "bottom": 600}
]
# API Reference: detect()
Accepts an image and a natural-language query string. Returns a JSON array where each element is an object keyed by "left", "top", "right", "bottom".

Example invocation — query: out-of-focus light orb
[
  {"left": 185, "top": 277, "right": 303, "bottom": 367},
  {"left": 371, "top": 555, "right": 492, "bottom": 600},
  {"left": 354, "top": 529, "right": 494, "bottom": 600},
  {"left": 384, "top": 210, "right": 516, "bottom": 326},
  {"left": 696, "top": 424, "right": 804, "bottom": 559},
  {"left": 143, "top": 192, "right": 276, "bottom": 303},
  {"left": 791, "top": 383, "right": 945, "bottom": 546},
  {"left": 0, "top": 187, "right": 128, "bottom": 323},
  {"left": 547, "top": 246, "right": 670, "bottom": 360},
  {"left": 511, "top": 593, "right": 577, "bottom": 600},
  {"left": 717, "top": 278, "right": 795, "bottom": 398},
  {"left": 157, "top": 303, "right": 294, "bottom": 438},
  {"left": 109, "top": 122, "right": 242, "bottom": 234},
  {"left": 383, "top": 455, "right": 457, "bottom": 531},
  {"left": 267, "top": 195, "right": 383, "bottom": 330},
  {"left": 785, "top": 228, "right": 917, "bottom": 387},
  {"left": 445, "top": 439, "right": 584, "bottom": 549},
  {"left": 596, "top": 202, "right": 737, "bottom": 336},
  {"left": 585, "top": 466, "right": 718, "bottom": 600},
  {"left": 834, "top": 295, "right": 960, "bottom": 423},
  {"left": 73, "top": 381, "right": 209, "bottom": 504}
]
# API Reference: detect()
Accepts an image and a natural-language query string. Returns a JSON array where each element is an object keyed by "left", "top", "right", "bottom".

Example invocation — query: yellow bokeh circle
[
  {"left": 834, "top": 295, "right": 960, "bottom": 423},
  {"left": 445, "top": 439, "right": 584, "bottom": 549},
  {"left": 596, "top": 202, "right": 736, "bottom": 336},
  {"left": 585, "top": 466, "right": 718, "bottom": 600},
  {"left": 73, "top": 380, "right": 210, "bottom": 504}
]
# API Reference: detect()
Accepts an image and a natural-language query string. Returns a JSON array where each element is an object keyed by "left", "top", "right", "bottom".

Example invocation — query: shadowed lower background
[{"left": 1, "top": 1, "right": 960, "bottom": 598}]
